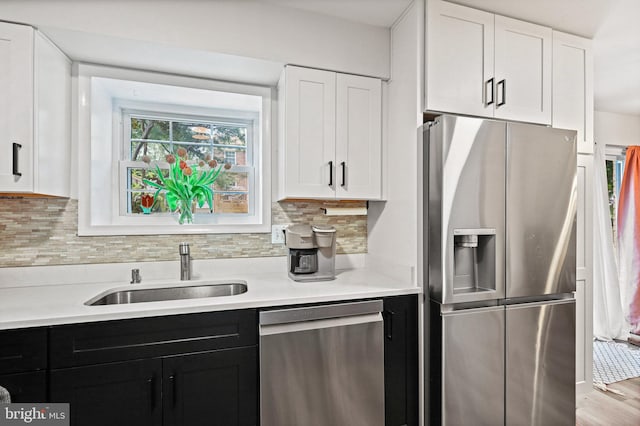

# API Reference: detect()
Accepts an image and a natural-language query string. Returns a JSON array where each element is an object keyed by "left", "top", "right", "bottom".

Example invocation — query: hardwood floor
[{"left": 577, "top": 377, "right": 640, "bottom": 425}]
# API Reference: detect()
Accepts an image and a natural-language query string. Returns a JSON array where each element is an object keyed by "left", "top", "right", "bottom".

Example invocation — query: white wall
[
  {"left": 595, "top": 110, "right": 640, "bottom": 146},
  {"left": 367, "top": 1, "right": 423, "bottom": 283},
  {"left": 0, "top": 0, "right": 390, "bottom": 79}
]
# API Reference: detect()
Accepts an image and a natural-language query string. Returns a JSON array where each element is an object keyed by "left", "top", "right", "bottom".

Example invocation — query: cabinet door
[
  {"left": 0, "top": 371, "right": 46, "bottom": 402},
  {"left": 0, "top": 22, "right": 34, "bottom": 191},
  {"left": 383, "top": 295, "right": 418, "bottom": 426},
  {"left": 426, "top": 0, "right": 494, "bottom": 117},
  {"left": 576, "top": 154, "right": 593, "bottom": 395},
  {"left": 50, "top": 359, "right": 162, "bottom": 426},
  {"left": 494, "top": 16, "right": 552, "bottom": 124},
  {"left": 553, "top": 31, "right": 594, "bottom": 154},
  {"left": 283, "top": 65, "right": 336, "bottom": 198},
  {"left": 163, "top": 347, "right": 257, "bottom": 426},
  {"left": 335, "top": 74, "right": 382, "bottom": 199}
]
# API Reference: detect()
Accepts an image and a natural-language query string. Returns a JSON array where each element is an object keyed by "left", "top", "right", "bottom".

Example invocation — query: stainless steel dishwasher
[{"left": 259, "top": 300, "right": 385, "bottom": 426}]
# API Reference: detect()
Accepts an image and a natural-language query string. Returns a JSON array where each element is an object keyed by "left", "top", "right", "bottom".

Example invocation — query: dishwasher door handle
[
  {"left": 260, "top": 312, "right": 382, "bottom": 336},
  {"left": 259, "top": 300, "right": 383, "bottom": 326}
]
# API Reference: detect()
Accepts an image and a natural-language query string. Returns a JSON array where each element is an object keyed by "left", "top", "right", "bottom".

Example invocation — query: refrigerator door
[
  {"left": 438, "top": 305, "right": 504, "bottom": 426},
  {"left": 505, "top": 299, "right": 576, "bottom": 426},
  {"left": 506, "top": 123, "right": 576, "bottom": 298},
  {"left": 427, "top": 115, "right": 506, "bottom": 304}
]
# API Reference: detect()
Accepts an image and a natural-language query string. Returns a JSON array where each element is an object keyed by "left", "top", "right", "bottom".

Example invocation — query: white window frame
[
  {"left": 77, "top": 64, "right": 272, "bottom": 236},
  {"left": 118, "top": 108, "right": 257, "bottom": 219}
]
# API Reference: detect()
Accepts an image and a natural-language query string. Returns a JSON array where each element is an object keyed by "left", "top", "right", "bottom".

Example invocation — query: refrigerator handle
[
  {"left": 440, "top": 305, "right": 504, "bottom": 316},
  {"left": 503, "top": 297, "right": 575, "bottom": 309}
]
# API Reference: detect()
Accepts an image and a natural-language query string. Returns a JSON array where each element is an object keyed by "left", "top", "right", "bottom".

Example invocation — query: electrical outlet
[{"left": 271, "top": 224, "right": 288, "bottom": 244}]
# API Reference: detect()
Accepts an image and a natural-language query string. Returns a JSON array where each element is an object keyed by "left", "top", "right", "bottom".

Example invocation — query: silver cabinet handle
[
  {"left": 497, "top": 79, "right": 506, "bottom": 107},
  {"left": 12, "top": 143, "right": 22, "bottom": 177},
  {"left": 485, "top": 78, "right": 495, "bottom": 106}
]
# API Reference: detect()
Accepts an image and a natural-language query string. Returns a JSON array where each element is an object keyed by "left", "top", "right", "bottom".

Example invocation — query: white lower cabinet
[
  {"left": 0, "top": 21, "right": 71, "bottom": 196},
  {"left": 278, "top": 65, "right": 382, "bottom": 200}
]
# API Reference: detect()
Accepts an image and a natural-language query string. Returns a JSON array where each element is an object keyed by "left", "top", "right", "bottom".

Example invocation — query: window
[
  {"left": 77, "top": 64, "right": 271, "bottom": 236},
  {"left": 606, "top": 151, "right": 626, "bottom": 245},
  {"left": 121, "top": 112, "right": 253, "bottom": 217}
]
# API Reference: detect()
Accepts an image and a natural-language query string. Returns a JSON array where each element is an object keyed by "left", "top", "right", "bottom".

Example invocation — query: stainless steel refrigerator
[{"left": 425, "top": 115, "right": 576, "bottom": 425}]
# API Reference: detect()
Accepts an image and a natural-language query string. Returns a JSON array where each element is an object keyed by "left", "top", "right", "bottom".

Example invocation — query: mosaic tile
[{"left": 0, "top": 198, "right": 367, "bottom": 267}]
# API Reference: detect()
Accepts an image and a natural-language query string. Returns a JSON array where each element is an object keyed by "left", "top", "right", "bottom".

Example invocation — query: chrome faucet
[{"left": 179, "top": 243, "right": 191, "bottom": 280}]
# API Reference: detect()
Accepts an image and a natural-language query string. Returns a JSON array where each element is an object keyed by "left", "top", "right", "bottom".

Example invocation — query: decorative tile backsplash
[{"left": 0, "top": 198, "right": 367, "bottom": 268}]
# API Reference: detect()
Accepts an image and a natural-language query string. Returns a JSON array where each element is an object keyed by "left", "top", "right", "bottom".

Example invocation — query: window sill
[{"left": 77, "top": 222, "right": 270, "bottom": 236}]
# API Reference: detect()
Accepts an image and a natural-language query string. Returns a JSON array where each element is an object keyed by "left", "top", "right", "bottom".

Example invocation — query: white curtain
[{"left": 593, "top": 143, "right": 628, "bottom": 340}]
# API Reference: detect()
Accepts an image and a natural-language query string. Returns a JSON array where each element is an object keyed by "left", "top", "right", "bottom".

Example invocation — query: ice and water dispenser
[{"left": 452, "top": 229, "right": 496, "bottom": 295}]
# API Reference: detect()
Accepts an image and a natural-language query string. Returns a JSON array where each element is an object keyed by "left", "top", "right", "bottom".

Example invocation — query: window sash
[
  {"left": 118, "top": 160, "right": 255, "bottom": 217},
  {"left": 120, "top": 109, "right": 257, "bottom": 220}
]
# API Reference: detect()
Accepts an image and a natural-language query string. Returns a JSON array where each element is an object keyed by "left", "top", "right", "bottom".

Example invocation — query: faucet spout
[{"left": 179, "top": 243, "right": 191, "bottom": 280}]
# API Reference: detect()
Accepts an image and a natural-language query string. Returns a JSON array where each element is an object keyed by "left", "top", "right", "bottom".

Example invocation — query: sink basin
[{"left": 85, "top": 281, "right": 248, "bottom": 306}]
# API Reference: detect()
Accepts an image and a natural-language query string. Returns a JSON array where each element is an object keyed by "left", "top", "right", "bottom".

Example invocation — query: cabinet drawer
[
  {"left": 0, "top": 328, "right": 47, "bottom": 374},
  {"left": 0, "top": 371, "right": 47, "bottom": 402},
  {"left": 50, "top": 310, "right": 257, "bottom": 368}
]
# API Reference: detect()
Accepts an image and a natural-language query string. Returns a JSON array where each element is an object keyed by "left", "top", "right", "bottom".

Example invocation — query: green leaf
[
  {"left": 166, "top": 192, "right": 177, "bottom": 211},
  {"left": 143, "top": 179, "right": 164, "bottom": 190}
]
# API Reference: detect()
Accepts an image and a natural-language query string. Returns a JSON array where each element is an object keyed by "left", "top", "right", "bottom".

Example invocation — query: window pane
[
  {"left": 213, "top": 193, "right": 248, "bottom": 214},
  {"left": 213, "top": 172, "right": 248, "bottom": 192},
  {"left": 213, "top": 126, "right": 247, "bottom": 147},
  {"left": 128, "top": 167, "right": 169, "bottom": 191},
  {"left": 131, "top": 118, "right": 170, "bottom": 141},
  {"left": 129, "top": 191, "right": 169, "bottom": 214},
  {"left": 214, "top": 146, "right": 247, "bottom": 166},
  {"left": 174, "top": 142, "right": 211, "bottom": 161},
  {"left": 172, "top": 121, "right": 212, "bottom": 143},
  {"left": 131, "top": 141, "right": 171, "bottom": 161}
]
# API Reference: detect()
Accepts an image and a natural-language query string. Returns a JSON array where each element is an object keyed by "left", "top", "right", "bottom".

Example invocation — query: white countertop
[{"left": 0, "top": 256, "right": 421, "bottom": 330}]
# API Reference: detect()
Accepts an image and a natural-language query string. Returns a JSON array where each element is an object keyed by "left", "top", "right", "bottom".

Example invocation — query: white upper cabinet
[
  {"left": 426, "top": 0, "right": 552, "bottom": 125},
  {"left": 426, "top": 0, "right": 494, "bottom": 118},
  {"left": 335, "top": 73, "right": 382, "bottom": 199},
  {"left": 494, "top": 16, "right": 552, "bottom": 124},
  {"left": 278, "top": 66, "right": 382, "bottom": 200},
  {"left": 0, "top": 22, "right": 71, "bottom": 196},
  {"left": 280, "top": 66, "right": 336, "bottom": 199},
  {"left": 552, "top": 31, "right": 594, "bottom": 154}
]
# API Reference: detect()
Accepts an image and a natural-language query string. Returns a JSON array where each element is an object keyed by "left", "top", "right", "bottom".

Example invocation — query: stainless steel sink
[{"left": 85, "top": 281, "right": 247, "bottom": 306}]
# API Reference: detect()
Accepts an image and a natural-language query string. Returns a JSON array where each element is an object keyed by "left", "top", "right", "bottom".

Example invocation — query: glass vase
[{"left": 177, "top": 197, "right": 194, "bottom": 224}]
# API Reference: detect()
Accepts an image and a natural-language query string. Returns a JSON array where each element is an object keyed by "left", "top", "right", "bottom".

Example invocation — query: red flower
[
  {"left": 208, "top": 159, "right": 218, "bottom": 168},
  {"left": 179, "top": 160, "right": 187, "bottom": 170},
  {"left": 177, "top": 147, "right": 187, "bottom": 158},
  {"left": 166, "top": 154, "right": 176, "bottom": 164},
  {"left": 199, "top": 160, "right": 205, "bottom": 167},
  {"left": 224, "top": 162, "right": 232, "bottom": 170},
  {"left": 141, "top": 194, "right": 154, "bottom": 208},
  {"left": 183, "top": 166, "right": 193, "bottom": 176}
]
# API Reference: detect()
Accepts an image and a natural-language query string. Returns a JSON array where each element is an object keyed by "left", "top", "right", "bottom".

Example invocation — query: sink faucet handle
[{"left": 130, "top": 268, "right": 141, "bottom": 284}]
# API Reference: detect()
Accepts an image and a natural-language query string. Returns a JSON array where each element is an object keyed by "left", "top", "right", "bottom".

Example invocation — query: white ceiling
[
  {"left": 270, "top": 0, "right": 640, "bottom": 116},
  {"left": 263, "top": 0, "right": 413, "bottom": 27}
]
